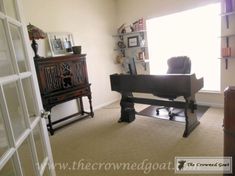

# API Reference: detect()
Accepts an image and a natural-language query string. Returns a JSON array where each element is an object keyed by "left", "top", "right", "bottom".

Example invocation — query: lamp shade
[{"left": 27, "top": 23, "right": 46, "bottom": 40}]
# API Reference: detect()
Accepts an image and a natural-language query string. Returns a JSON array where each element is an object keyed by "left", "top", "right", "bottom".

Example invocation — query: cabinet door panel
[
  {"left": 59, "top": 61, "right": 74, "bottom": 89},
  {"left": 74, "top": 60, "right": 88, "bottom": 86},
  {"left": 39, "top": 64, "right": 62, "bottom": 94}
]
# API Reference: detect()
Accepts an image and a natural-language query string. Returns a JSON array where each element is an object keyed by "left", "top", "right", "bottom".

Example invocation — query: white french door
[{"left": 0, "top": 0, "right": 55, "bottom": 176}]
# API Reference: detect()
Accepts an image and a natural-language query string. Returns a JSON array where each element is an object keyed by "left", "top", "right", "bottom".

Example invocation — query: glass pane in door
[
  {"left": 0, "top": 19, "right": 14, "bottom": 76},
  {"left": 21, "top": 78, "right": 37, "bottom": 122},
  {"left": 33, "top": 124, "right": 46, "bottom": 167},
  {"left": 3, "top": 0, "right": 18, "bottom": 20},
  {"left": 0, "top": 158, "right": 17, "bottom": 176},
  {"left": 0, "top": 107, "right": 9, "bottom": 158},
  {"left": 0, "top": 1, "right": 54, "bottom": 176},
  {"left": 3, "top": 82, "right": 27, "bottom": 140},
  {"left": 9, "top": 24, "right": 27, "bottom": 73},
  {"left": 18, "top": 137, "right": 36, "bottom": 176}
]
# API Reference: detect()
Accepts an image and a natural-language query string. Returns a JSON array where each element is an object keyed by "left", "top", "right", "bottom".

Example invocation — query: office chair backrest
[{"left": 167, "top": 56, "right": 191, "bottom": 74}]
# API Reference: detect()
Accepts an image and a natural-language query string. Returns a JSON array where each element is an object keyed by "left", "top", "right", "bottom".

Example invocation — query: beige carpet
[{"left": 50, "top": 102, "right": 224, "bottom": 176}]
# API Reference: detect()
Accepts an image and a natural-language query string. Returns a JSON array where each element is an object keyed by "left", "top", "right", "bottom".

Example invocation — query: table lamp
[{"left": 27, "top": 23, "right": 46, "bottom": 59}]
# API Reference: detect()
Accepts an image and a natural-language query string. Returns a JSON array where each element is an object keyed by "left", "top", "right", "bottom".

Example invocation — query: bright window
[{"left": 146, "top": 3, "right": 221, "bottom": 91}]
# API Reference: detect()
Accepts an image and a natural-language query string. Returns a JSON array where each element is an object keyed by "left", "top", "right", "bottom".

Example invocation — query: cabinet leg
[
  {"left": 79, "top": 97, "right": 84, "bottom": 115},
  {"left": 88, "top": 95, "right": 94, "bottom": 117},
  {"left": 47, "top": 113, "right": 54, "bottom": 135}
]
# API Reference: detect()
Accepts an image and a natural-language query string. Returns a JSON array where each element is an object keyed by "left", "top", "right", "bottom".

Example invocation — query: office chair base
[
  {"left": 156, "top": 107, "right": 169, "bottom": 115},
  {"left": 168, "top": 112, "right": 174, "bottom": 120},
  {"left": 156, "top": 109, "right": 159, "bottom": 115},
  {"left": 156, "top": 108, "right": 181, "bottom": 120}
]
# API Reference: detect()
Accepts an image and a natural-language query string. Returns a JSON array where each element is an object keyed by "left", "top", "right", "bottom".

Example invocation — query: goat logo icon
[
  {"left": 178, "top": 160, "right": 186, "bottom": 170},
  {"left": 175, "top": 157, "right": 232, "bottom": 174}
]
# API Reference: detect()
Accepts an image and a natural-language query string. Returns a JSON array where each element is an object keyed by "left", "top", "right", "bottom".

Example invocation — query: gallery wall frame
[{"left": 127, "top": 36, "right": 139, "bottom": 48}]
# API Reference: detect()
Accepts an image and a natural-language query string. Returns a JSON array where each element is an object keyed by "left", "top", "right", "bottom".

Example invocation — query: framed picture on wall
[
  {"left": 127, "top": 36, "right": 139, "bottom": 48},
  {"left": 47, "top": 32, "right": 74, "bottom": 56}
]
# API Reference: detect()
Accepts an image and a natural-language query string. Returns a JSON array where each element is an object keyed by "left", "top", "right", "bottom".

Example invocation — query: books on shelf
[
  {"left": 221, "top": 47, "right": 232, "bottom": 57},
  {"left": 133, "top": 18, "right": 145, "bottom": 32}
]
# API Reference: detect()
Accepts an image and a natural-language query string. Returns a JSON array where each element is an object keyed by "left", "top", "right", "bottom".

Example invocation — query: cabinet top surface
[{"left": 34, "top": 54, "right": 86, "bottom": 63}]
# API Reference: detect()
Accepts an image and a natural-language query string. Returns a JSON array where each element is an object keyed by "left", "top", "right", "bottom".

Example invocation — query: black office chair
[{"left": 156, "top": 56, "right": 191, "bottom": 119}]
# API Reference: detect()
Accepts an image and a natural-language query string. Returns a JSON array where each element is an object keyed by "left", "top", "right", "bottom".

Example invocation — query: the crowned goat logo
[{"left": 178, "top": 160, "right": 186, "bottom": 170}]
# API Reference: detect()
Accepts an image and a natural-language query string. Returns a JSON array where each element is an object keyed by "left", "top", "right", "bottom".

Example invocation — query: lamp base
[{"left": 31, "top": 39, "right": 41, "bottom": 59}]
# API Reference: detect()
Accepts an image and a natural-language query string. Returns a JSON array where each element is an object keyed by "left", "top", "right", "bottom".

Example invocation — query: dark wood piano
[{"left": 110, "top": 73, "right": 203, "bottom": 137}]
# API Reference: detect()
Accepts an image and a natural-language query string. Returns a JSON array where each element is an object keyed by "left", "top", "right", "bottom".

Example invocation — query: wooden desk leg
[
  {"left": 119, "top": 92, "right": 135, "bottom": 123},
  {"left": 88, "top": 95, "right": 94, "bottom": 117},
  {"left": 183, "top": 97, "right": 200, "bottom": 137}
]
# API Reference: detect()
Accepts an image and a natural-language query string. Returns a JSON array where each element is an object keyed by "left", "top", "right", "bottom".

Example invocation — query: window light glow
[{"left": 146, "top": 3, "right": 221, "bottom": 91}]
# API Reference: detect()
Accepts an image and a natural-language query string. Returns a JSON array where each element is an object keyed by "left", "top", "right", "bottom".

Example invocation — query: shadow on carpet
[{"left": 137, "top": 105, "right": 209, "bottom": 122}]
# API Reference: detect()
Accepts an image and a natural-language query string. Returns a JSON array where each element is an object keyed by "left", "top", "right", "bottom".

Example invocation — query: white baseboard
[
  {"left": 93, "top": 98, "right": 119, "bottom": 111},
  {"left": 197, "top": 101, "right": 223, "bottom": 108}
]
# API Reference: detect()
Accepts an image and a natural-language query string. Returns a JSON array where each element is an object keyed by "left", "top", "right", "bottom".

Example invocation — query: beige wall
[
  {"left": 116, "top": 0, "right": 221, "bottom": 25},
  {"left": 21, "top": 0, "right": 235, "bottom": 113},
  {"left": 22, "top": 0, "right": 121, "bottom": 118},
  {"left": 116, "top": 0, "right": 235, "bottom": 107}
]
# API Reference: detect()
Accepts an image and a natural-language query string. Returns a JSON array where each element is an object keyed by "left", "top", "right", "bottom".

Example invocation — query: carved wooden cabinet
[{"left": 34, "top": 54, "right": 93, "bottom": 135}]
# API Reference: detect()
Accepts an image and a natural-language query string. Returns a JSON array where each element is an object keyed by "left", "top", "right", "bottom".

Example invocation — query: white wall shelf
[
  {"left": 220, "top": 11, "right": 235, "bottom": 16},
  {"left": 220, "top": 34, "right": 235, "bottom": 38},
  {"left": 220, "top": 9, "right": 235, "bottom": 28},
  {"left": 113, "top": 29, "right": 149, "bottom": 70},
  {"left": 114, "top": 46, "right": 148, "bottom": 51},
  {"left": 218, "top": 57, "right": 235, "bottom": 59},
  {"left": 135, "top": 59, "right": 149, "bottom": 63},
  {"left": 112, "top": 30, "right": 146, "bottom": 37},
  {"left": 220, "top": 2, "right": 235, "bottom": 69}
]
